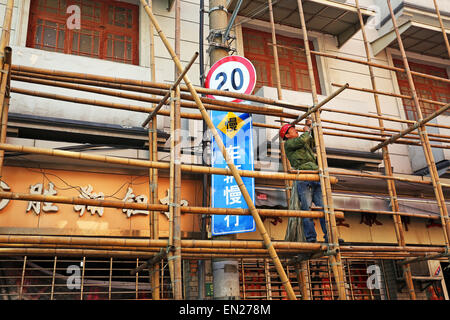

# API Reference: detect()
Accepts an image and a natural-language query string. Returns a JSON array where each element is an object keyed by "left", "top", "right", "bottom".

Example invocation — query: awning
[
  {"left": 370, "top": 3, "right": 450, "bottom": 59},
  {"left": 227, "top": 0, "right": 375, "bottom": 47}
]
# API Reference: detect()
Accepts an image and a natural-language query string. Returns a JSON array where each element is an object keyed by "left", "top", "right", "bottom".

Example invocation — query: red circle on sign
[{"left": 204, "top": 56, "right": 256, "bottom": 103}]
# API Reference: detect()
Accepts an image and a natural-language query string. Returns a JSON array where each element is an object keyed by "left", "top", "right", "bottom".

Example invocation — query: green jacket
[{"left": 284, "top": 131, "right": 318, "bottom": 170}]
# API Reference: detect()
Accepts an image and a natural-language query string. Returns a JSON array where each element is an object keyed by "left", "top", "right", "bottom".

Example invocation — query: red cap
[{"left": 279, "top": 124, "right": 293, "bottom": 140}]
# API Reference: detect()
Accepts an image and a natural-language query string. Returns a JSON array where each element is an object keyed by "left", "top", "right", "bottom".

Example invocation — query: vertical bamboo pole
[
  {"left": 140, "top": 0, "right": 297, "bottom": 300},
  {"left": 0, "top": 0, "right": 14, "bottom": 193},
  {"left": 387, "top": 0, "right": 450, "bottom": 249},
  {"left": 432, "top": 0, "right": 450, "bottom": 58},
  {"left": 355, "top": 0, "right": 416, "bottom": 300},
  {"left": 173, "top": 0, "right": 183, "bottom": 299},
  {"left": 146, "top": 0, "right": 160, "bottom": 300},
  {"left": 19, "top": 256, "right": 26, "bottom": 300},
  {"left": 296, "top": 0, "right": 347, "bottom": 300},
  {"left": 267, "top": 0, "right": 292, "bottom": 204},
  {"left": 168, "top": 89, "right": 176, "bottom": 297},
  {"left": 268, "top": 0, "right": 310, "bottom": 300},
  {"left": 109, "top": 257, "right": 113, "bottom": 300},
  {"left": 80, "top": 256, "right": 86, "bottom": 300},
  {"left": 50, "top": 256, "right": 57, "bottom": 300}
]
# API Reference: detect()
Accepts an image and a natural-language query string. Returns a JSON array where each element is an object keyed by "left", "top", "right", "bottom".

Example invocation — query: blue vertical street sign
[{"left": 211, "top": 110, "right": 256, "bottom": 236}]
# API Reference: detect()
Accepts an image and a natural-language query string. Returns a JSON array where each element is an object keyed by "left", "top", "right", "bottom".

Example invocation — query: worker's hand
[{"left": 304, "top": 118, "right": 312, "bottom": 132}]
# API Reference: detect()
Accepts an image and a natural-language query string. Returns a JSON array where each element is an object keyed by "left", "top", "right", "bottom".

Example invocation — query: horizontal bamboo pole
[
  {"left": 0, "top": 243, "right": 317, "bottom": 256},
  {"left": 0, "top": 234, "right": 325, "bottom": 251},
  {"left": 398, "top": 251, "right": 450, "bottom": 265},
  {"left": 321, "top": 106, "right": 450, "bottom": 131},
  {"left": 10, "top": 83, "right": 296, "bottom": 120},
  {"left": 333, "top": 83, "right": 448, "bottom": 108},
  {"left": 0, "top": 143, "right": 337, "bottom": 183},
  {"left": 371, "top": 102, "right": 450, "bottom": 152},
  {"left": 0, "top": 247, "right": 281, "bottom": 260},
  {"left": 0, "top": 234, "right": 445, "bottom": 255},
  {"left": 11, "top": 64, "right": 308, "bottom": 112},
  {"left": 327, "top": 169, "right": 450, "bottom": 187},
  {"left": 0, "top": 191, "right": 344, "bottom": 219}
]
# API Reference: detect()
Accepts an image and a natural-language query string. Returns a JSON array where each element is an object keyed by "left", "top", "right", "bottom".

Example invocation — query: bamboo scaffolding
[
  {"left": 432, "top": 0, "right": 450, "bottom": 58},
  {"left": 13, "top": 79, "right": 450, "bottom": 149},
  {"left": 269, "top": 42, "right": 450, "bottom": 85},
  {"left": 355, "top": 0, "right": 415, "bottom": 299},
  {"left": 387, "top": 0, "right": 450, "bottom": 253},
  {"left": 371, "top": 102, "right": 450, "bottom": 152},
  {"left": 12, "top": 68, "right": 450, "bottom": 133},
  {"left": 296, "top": 0, "right": 347, "bottom": 300}
]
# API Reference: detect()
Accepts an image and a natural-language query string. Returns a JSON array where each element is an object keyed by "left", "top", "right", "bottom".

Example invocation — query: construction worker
[{"left": 279, "top": 118, "right": 328, "bottom": 243}]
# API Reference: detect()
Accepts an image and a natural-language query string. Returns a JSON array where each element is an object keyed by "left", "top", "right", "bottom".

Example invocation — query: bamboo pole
[
  {"left": 0, "top": 0, "right": 14, "bottom": 207},
  {"left": 0, "top": 142, "right": 336, "bottom": 182},
  {"left": 173, "top": 2, "right": 183, "bottom": 299},
  {"left": 296, "top": 0, "right": 347, "bottom": 300},
  {"left": 168, "top": 89, "right": 176, "bottom": 297},
  {"left": 332, "top": 82, "right": 448, "bottom": 108},
  {"left": 0, "top": 190, "right": 347, "bottom": 218},
  {"left": 267, "top": 0, "right": 292, "bottom": 227},
  {"left": 371, "top": 102, "right": 450, "bottom": 152},
  {"left": 146, "top": 0, "right": 160, "bottom": 301},
  {"left": 387, "top": 0, "right": 450, "bottom": 251},
  {"left": 355, "top": 0, "right": 415, "bottom": 299},
  {"left": 432, "top": 0, "right": 450, "bottom": 58},
  {"left": 1, "top": 234, "right": 445, "bottom": 254}
]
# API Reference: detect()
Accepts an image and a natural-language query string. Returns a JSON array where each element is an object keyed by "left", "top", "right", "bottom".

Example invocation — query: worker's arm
[{"left": 284, "top": 132, "right": 312, "bottom": 151}]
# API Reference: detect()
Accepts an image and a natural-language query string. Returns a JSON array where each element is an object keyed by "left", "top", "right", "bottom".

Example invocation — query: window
[
  {"left": 27, "top": 0, "right": 139, "bottom": 65},
  {"left": 393, "top": 59, "right": 450, "bottom": 121},
  {"left": 242, "top": 28, "right": 321, "bottom": 94}
]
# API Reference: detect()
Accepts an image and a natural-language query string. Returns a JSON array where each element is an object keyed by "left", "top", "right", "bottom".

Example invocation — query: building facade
[{"left": 0, "top": 0, "right": 449, "bottom": 300}]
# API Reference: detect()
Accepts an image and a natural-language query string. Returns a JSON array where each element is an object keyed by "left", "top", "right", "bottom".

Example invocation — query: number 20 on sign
[{"left": 204, "top": 56, "right": 256, "bottom": 103}]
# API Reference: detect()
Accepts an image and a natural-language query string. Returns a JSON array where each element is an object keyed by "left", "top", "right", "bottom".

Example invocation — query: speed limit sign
[{"left": 204, "top": 56, "right": 256, "bottom": 103}]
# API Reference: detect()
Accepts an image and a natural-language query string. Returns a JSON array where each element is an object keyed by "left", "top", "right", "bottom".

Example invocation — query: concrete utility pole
[{"left": 209, "top": 0, "right": 240, "bottom": 300}]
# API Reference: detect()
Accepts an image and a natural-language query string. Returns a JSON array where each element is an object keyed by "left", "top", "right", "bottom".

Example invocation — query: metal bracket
[{"left": 208, "top": 5, "right": 228, "bottom": 15}]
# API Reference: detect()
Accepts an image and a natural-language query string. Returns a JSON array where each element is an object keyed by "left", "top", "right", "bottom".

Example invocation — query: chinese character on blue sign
[{"left": 211, "top": 110, "right": 256, "bottom": 236}]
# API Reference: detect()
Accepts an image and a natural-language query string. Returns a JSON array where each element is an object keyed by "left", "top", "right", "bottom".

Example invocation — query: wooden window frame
[
  {"left": 27, "top": 0, "right": 139, "bottom": 65},
  {"left": 393, "top": 59, "right": 450, "bottom": 121},
  {"left": 242, "top": 28, "right": 322, "bottom": 94}
]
